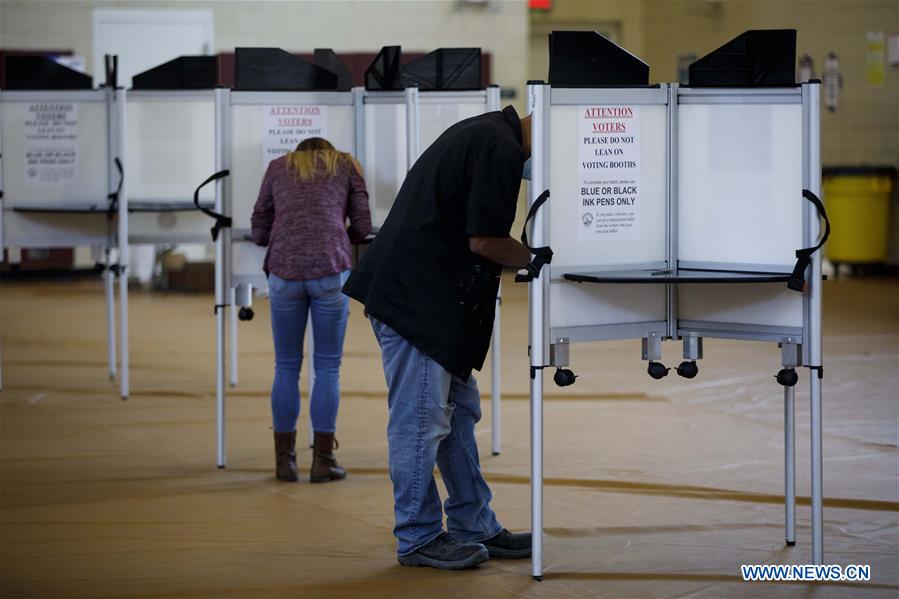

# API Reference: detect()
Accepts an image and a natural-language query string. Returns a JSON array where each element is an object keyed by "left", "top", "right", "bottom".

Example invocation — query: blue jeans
[
  {"left": 268, "top": 271, "right": 349, "bottom": 434},
  {"left": 369, "top": 317, "right": 502, "bottom": 556}
]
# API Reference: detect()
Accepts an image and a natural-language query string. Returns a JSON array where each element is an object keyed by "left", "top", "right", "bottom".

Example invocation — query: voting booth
[
  {"left": 0, "top": 55, "right": 130, "bottom": 398},
  {"left": 523, "top": 30, "right": 828, "bottom": 577},
  {"left": 200, "top": 47, "right": 507, "bottom": 466},
  {"left": 127, "top": 56, "right": 218, "bottom": 245}
]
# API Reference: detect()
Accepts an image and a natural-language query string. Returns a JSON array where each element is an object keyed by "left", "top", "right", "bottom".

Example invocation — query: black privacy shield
[
  {"left": 234, "top": 47, "right": 339, "bottom": 91},
  {"left": 4, "top": 55, "right": 92, "bottom": 90},
  {"left": 688, "top": 29, "right": 797, "bottom": 87},
  {"left": 365, "top": 46, "right": 404, "bottom": 91},
  {"left": 313, "top": 49, "right": 353, "bottom": 91},
  {"left": 402, "top": 48, "right": 482, "bottom": 91},
  {"left": 548, "top": 31, "right": 649, "bottom": 87},
  {"left": 132, "top": 56, "right": 218, "bottom": 90}
]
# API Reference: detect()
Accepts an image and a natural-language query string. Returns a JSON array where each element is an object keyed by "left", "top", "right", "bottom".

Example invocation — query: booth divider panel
[
  {"left": 678, "top": 283, "right": 804, "bottom": 331},
  {"left": 548, "top": 103, "right": 668, "bottom": 270},
  {"left": 419, "top": 102, "right": 485, "bottom": 153},
  {"left": 231, "top": 242, "right": 268, "bottom": 290},
  {"left": 3, "top": 212, "right": 109, "bottom": 247},
  {"left": 549, "top": 280, "right": 667, "bottom": 332},
  {"left": 364, "top": 102, "right": 407, "bottom": 228},
  {"left": 2, "top": 94, "right": 110, "bottom": 208},
  {"left": 126, "top": 96, "right": 215, "bottom": 205},
  {"left": 129, "top": 211, "right": 213, "bottom": 244},
  {"left": 678, "top": 102, "right": 803, "bottom": 268}
]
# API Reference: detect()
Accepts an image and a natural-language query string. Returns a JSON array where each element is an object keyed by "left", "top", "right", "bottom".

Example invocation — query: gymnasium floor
[{"left": 1, "top": 274, "right": 897, "bottom": 598}]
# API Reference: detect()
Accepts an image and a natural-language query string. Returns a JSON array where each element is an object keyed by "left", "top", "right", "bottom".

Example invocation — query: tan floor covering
[{"left": 1, "top": 274, "right": 897, "bottom": 598}]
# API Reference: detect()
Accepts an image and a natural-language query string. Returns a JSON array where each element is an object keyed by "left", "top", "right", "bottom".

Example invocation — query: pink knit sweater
[{"left": 251, "top": 155, "right": 372, "bottom": 280}]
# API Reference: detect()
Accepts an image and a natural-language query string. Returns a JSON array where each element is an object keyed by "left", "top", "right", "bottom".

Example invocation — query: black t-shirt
[{"left": 343, "top": 105, "right": 524, "bottom": 379}]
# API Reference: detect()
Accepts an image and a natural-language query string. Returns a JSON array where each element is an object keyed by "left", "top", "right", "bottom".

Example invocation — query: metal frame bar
[
  {"left": 678, "top": 87, "right": 801, "bottom": 104},
  {"left": 404, "top": 87, "right": 420, "bottom": 168},
  {"left": 114, "top": 88, "right": 130, "bottom": 400},
  {"left": 215, "top": 87, "right": 230, "bottom": 468},
  {"left": 419, "top": 90, "right": 489, "bottom": 104},
  {"left": 550, "top": 87, "right": 669, "bottom": 105},
  {"left": 483, "top": 84, "right": 503, "bottom": 456},
  {"left": 666, "top": 83, "right": 679, "bottom": 340},
  {"left": 126, "top": 89, "right": 216, "bottom": 101},
  {"left": 104, "top": 88, "right": 118, "bottom": 383},
  {"left": 230, "top": 91, "right": 353, "bottom": 105},
  {"left": 803, "top": 81, "right": 824, "bottom": 564},
  {"left": 0, "top": 90, "right": 107, "bottom": 103},
  {"left": 361, "top": 91, "right": 406, "bottom": 105},
  {"left": 678, "top": 320, "right": 803, "bottom": 342},
  {"left": 551, "top": 321, "right": 668, "bottom": 345},
  {"left": 528, "top": 82, "right": 550, "bottom": 581},
  {"left": 229, "top": 287, "right": 238, "bottom": 388}
]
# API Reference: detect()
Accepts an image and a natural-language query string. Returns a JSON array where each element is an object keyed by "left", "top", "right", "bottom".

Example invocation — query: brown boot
[
  {"left": 274, "top": 431, "right": 299, "bottom": 482},
  {"left": 310, "top": 431, "right": 346, "bottom": 483}
]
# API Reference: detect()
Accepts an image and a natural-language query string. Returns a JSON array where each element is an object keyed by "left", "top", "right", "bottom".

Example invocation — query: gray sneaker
[
  {"left": 397, "top": 533, "right": 489, "bottom": 570},
  {"left": 482, "top": 529, "right": 532, "bottom": 559}
]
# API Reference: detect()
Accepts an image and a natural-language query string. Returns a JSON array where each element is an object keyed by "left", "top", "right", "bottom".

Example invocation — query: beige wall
[
  {"left": 0, "top": 0, "right": 529, "bottom": 109},
  {"left": 529, "top": 0, "right": 898, "bottom": 167},
  {"left": 642, "top": 0, "right": 898, "bottom": 167}
]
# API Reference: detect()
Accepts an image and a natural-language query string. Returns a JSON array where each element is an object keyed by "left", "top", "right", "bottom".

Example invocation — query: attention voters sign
[
  {"left": 262, "top": 105, "right": 328, "bottom": 169},
  {"left": 577, "top": 105, "right": 641, "bottom": 242},
  {"left": 24, "top": 102, "right": 79, "bottom": 185}
]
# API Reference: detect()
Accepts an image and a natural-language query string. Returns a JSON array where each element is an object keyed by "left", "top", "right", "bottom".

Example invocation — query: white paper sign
[
  {"left": 577, "top": 105, "right": 641, "bottom": 242},
  {"left": 262, "top": 105, "right": 328, "bottom": 169},
  {"left": 24, "top": 102, "right": 79, "bottom": 185}
]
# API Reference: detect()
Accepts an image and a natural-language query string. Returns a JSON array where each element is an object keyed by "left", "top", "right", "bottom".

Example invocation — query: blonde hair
[{"left": 285, "top": 137, "right": 363, "bottom": 182}]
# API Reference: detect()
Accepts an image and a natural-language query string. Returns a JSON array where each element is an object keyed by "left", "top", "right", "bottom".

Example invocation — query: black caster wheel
[
  {"left": 676, "top": 360, "right": 699, "bottom": 379},
  {"left": 238, "top": 307, "right": 254, "bottom": 321},
  {"left": 776, "top": 368, "right": 798, "bottom": 387},
  {"left": 553, "top": 368, "right": 577, "bottom": 387},
  {"left": 647, "top": 361, "right": 670, "bottom": 380}
]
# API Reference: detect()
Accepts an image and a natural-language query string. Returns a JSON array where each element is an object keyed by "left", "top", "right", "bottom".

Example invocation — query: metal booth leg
[
  {"left": 810, "top": 368, "right": 824, "bottom": 563},
  {"left": 307, "top": 313, "right": 315, "bottom": 448},
  {"left": 491, "top": 287, "right": 502, "bottom": 456},
  {"left": 229, "top": 287, "right": 238, "bottom": 388},
  {"left": 105, "top": 261, "right": 117, "bottom": 382},
  {"left": 530, "top": 367, "right": 544, "bottom": 580},
  {"left": 784, "top": 384, "right": 796, "bottom": 546},
  {"left": 778, "top": 340, "right": 801, "bottom": 546}
]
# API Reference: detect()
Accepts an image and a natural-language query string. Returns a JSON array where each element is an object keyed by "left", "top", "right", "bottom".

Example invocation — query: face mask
[{"left": 522, "top": 158, "right": 532, "bottom": 181}]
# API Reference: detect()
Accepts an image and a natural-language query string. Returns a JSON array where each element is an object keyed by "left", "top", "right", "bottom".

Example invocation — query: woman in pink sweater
[{"left": 251, "top": 137, "right": 371, "bottom": 483}]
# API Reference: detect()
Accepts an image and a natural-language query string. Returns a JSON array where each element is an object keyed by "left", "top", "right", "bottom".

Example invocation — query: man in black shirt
[{"left": 343, "top": 105, "right": 532, "bottom": 570}]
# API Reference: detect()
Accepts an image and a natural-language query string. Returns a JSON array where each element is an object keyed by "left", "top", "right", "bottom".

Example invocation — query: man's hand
[{"left": 469, "top": 236, "right": 531, "bottom": 268}]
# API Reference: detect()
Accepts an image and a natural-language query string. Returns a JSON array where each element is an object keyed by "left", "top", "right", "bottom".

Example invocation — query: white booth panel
[
  {"left": 678, "top": 283, "right": 804, "bottom": 329},
  {"left": 129, "top": 211, "right": 212, "bottom": 244},
  {"left": 364, "top": 103, "right": 407, "bottom": 228},
  {"left": 4, "top": 212, "right": 108, "bottom": 247},
  {"left": 231, "top": 240, "right": 268, "bottom": 290},
  {"left": 230, "top": 103, "right": 355, "bottom": 231},
  {"left": 548, "top": 104, "right": 668, "bottom": 270},
  {"left": 419, "top": 102, "right": 483, "bottom": 151},
  {"left": 126, "top": 95, "right": 215, "bottom": 204},
  {"left": 549, "top": 280, "right": 666, "bottom": 329},
  {"left": 678, "top": 103, "right": 803, "bottom": 268},
  {"left": 2, "top": 96, "right": 110, "bottom": 208}
]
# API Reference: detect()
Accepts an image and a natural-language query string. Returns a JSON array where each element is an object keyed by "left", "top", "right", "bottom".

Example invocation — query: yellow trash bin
[{"left": 823, "top": 167, "right": 896, "bottom": 264}]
